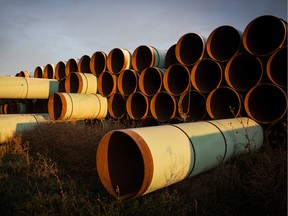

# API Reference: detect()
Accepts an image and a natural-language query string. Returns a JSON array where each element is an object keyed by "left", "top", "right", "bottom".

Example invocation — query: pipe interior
[
  {"left": 101, "top": 72, "right": 115, "bottom": 96},
  {"left": 66, "top": 59, "right": 78, "bottom": 74},
  {"left": 165, "top": 44, "right": 177, "bottom": 68},
  {"left": 69, "top": 73, "right": 80, "bottom": 93},
  {"left": 136, "top": 46, "right": 152, "bottom": 72},
  {"left": 209, "top": 26, "right": 241, "bottom": 61},
  {"left": 108, "top": 131, "right": 144, "bottom": 198},
  {"left": 153, "top": 92, "right": 175, "bottom": 122},
  {"left": 245, "top": 16, "right": 286, "bottom": 55},
  {"left": 110, "top": 94, "right": 126, "bottom": 118},
  {"left": 268, "top": 47, "right": 287, "bottom": 87},
  {"left": 56, "top": 61, "right": 66, "bottom": 80},
  {"left": 93, "top": 52, "right": 106, "bottom": 76},
  {"left": 79, "top": 55, "right": 91, "bottom": 73},
  {"left": 121, "top": 70, "right": 137, "bottom": 96},
  {"left": 53, "top": 93, "right": 63, "bottom": 120},
  {"left": 142, "top": 68, "right": 162, "bottom": 96},
  {"left": 129, "top": 93, "right": 148, "bottom": 119},
  {"left": 167, "top": 65, "right": 190, "bottom": 95},
  {"left": 111, "top": 49, "right": 125, "bottom": 74}
]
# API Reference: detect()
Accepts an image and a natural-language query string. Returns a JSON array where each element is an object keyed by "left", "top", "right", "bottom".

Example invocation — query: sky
[{"left": 0, "top": 0, "right": 287, "bottom": 76}]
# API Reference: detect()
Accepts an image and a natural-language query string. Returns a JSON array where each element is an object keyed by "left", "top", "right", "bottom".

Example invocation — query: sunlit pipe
[
  {"left": 43, "top": 63, "right": 55, "bottom": 79},
  {"left": 34, "top": 66, "right": 44, "bottom": 78},
  {"left": 138, "top": 67, "right": 165, "bottom": 97},
  {"left": 165, "top": 44, "right": 179, "bottom": 68},
  {"left": 16, "top": 71, "right": 30, "bottom": 77},
  {"left": 242, "top": 15, "right": 287, "bottom": 56},
  {"left": 175, "top": 33, "right": 206, "bottom": 66},
  {"left": 244, "top": 83, "right": 287, "bottom": 124},
  {"left": 96, "top": 117, "right": 264, "bottom": 200},
  {"left": 206, "top": 25, "right": 243, "bottom": 62},
  {"left": 190, "top": 58, "right": 223, "bottom": 94},
  {"left": 117, "top": 69, "right": 139, "bottom": 96},
  {"left": 65, "top": 72, "right": 97, "bottom": 94},
  {"left": 0, "top": 76, "right": 59, "bottom": 99},
  {"left": 78, "top": 54, "right": 92, "bottom": 74},
  {"left": 55, "top": 61, "right": 66, "bottom": 80},
  {"left": 97, "top": 71, "right": 117, "bottom": 97},
  {"left": 163, "top": 63, "right": 190, "bottom": 96},
  {"left": 107, "top": 48, "right": 132, "bottom": 74},
  {"left": 266, "top": 46, "right": 287, "bottom": 88},
  {"left": 65, "top": 58, "right": 78, "bottom": 76},
  {"left": 150, "top": 91, "right": 177, "bottom": 122},
  {"left": 48, "top": 92, "right": 108, "bottom": 120},
  {"left": 132, "top": 45, "right": 166, "bottom": 72},
  {"left": 0, "top": 114, "right": 50, "bottom": 143},
  {"left": 178, "top": 90, "right": 206, "bottom": 122},
  {"left": 224, "top": 53, "right": 263, "bottom": 92},
  {"left": 126, "top": 91, "right": 150, "bottom": 120},
  {"left": 108, "top": 92, "right": 127, "bottom": 120},
  {"left": 206, "top": 86, "right": 243, "bottom": 119},
  {"left": 90, "top": 51, "right": 107, "bottom": 76}
]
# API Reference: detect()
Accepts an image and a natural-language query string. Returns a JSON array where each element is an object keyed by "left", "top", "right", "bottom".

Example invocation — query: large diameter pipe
[
  {"left": 244, "top": 83, "right": 287, "bottom": 124},
  {"left": 175, "top": 33, "right": 206, "bottom": 66},
  {"left": 206, "top": 86, "right": 243, "bottom": 119},
  {"left": 3, "top": 102, "right": 30, "bottom": 114},
  {"left": 165, "top": 44, "right": 179, "bottom": 68},
  {"left": 78, "top": 54, "right": 92, "bottom": 73},
  {"left": 126, "top": 91, "right": 150, "bottom": 120},
  {"left": 178, "top": 90, "right": 206, "bottom": 122},
  {"left": 48, "top": 93, "right": 108, "bottom": 120},
  {"left": 150, "top": 91, "right": 177, "bottom": 122},
  {"left": 0, "top": 114, "right": 49, "bottom": 143},
  {"left": 96, "top": 117, "right": 264, "bottom": 200},
  {"left": 139, "top": 67, "right": 165, "bottom": 97},
  {"left": 43, "top": 64, "right": 55, "bottom": 79},
  {"left": 16, "top": 71, "right": 30, "bottom": 77},
  {"left": 34, "top": 66, "right": 44, "bottom": 78},
  {"left": 266, "top": 46, "right": 287, "bottom": 88},
  {"left": 90, "top": 51, "right": 107, "bottom": 76},
  {"left": 97, "top": 71, "right": 117, "bottom": 97},
  {"left": 117, "top": 69, "right": 139, "bottom": 97},
  {"left": 206, "top": 25, "right": 243, "bottom": 62},
  {"left": 242, "top": 15, "right": 287, "bottom": 56},
  {"left": 163, "top": 63, "right": 190, "bottom": 96},
  {"left": 65, "top": 72, "right": 97, "bottom": 94},
  {"left": 0, "top": 76, "right": 59, "bottom": 99},
  {"left": 55, "top": 61, "right": 66, "bottom": 80},
  {"left": 107, "top": 48, "right": 132, "bottom": 74},
  {"left": 132, "top": 45, "right": 166, "bottom": 72},
  {"left": 108, "top": 93, "right": 127, "bottom": 120},
  {"left": 224, "top": 53, "right": 263, "bottom": 92},
  {"left": 190, "top": 58, "right": 223, "bottom": 94},
  {"left": 65, "top": 58, "right": 78, "bottom": 76}
]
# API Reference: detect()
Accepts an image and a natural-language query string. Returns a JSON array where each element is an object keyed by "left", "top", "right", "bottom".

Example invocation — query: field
[{"left": 0, "top": 120, "right": 287, "bottom": 216}]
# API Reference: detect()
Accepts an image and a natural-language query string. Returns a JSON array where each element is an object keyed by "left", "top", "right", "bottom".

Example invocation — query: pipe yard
[{"left": 0, "top": 15, "right": 287, "bottom": 201}]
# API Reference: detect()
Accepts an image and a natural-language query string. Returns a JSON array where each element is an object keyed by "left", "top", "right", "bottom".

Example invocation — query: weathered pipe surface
[
  {"left": 163, "top": 63, "right": 190, "bottom": 96},
  {"left": 0, "top": 76, "right": 59, "bottom": 99},
  {"left": 178, "top": 90, "right": 206, "bottom": 122},
  {"left": 126, "top": 91, "right": 150, "bottom": 120},
  {"left": 190, "top": 58, "right": 223, "bottom": 94},
  {"left": 0, "top": 114, "right": 49, "bottom": 143},
  {"left": 206, "top": 25, "right": 243, "bottom": 62},
  {"left": 224, "top": 53, "right": 263, "bottom": 92},
  {"left": 206, "top": 86, "right": 243, "bottom": 119},
  {"left": 34, "top": 66, "right": 44, "bottom": 78},
  {"left": 43, "top": 64, "right": 55, "bottom": 79},
  {"left": 107, "top": 48, "right": 132, "bottom": 74},
  {"left": 244, "top": 83, "right": 287, "bottom": 124},
  {"left": 175, "top": 33, "right": 206, "bottom": 66},
  {"left": 78, "top": 55, "right": 92, "bottom": 74},
  {"left": 266, "top": 46, "right": 287, "bottom": 88},
  {"left": 96, "top": 117, "right": 264, "bottom": 200},
  {"left": 108, "top": 92, "right": 127, "bottom": 120},
  {"left": 117, "top": 69, "right": 139, "bottom": 97},
  {"left": 65, "top": 58, "right": 78, "bottom": 76},
  {"left": 55, "top": 61, "right": 66, "bottom": 80},
  {"left": 139, "top": 67, "right": 165, "bottom": 97},
  {"left": 243, "top": 15, "right": 287, "bottom": 56},
  {"left": 65, "top": 72, "right": 97, "bottom": 94},
  {"left": 90, "top": 51, "right": 107, "bottom": 76},
  {"left": 150, "top": 91, "right": 177, "bottom": 122},
  {"left": 132, "top": 45, "right": 166, "bottom": 72},
  {"left": 48, "top": 93, "right": 108, "bottom": 120},
  {"left": 97, "top": 71, "right": 117, "bottom": 97}
]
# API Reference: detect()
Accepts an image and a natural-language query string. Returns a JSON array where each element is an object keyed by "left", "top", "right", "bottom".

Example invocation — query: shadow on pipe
[
  {"left": 65, "top": 58, "right": 78, "bottom": 76},
  {"left": 139, "top": 67, "right": 164, "bottom": 97},
  {"left": 90, "top": 51, "right": 107, "bottom": 76},
  {"left": 43, "top": 64, "right": 55, "bottom": 79},
  {"left": 243, "top": 15, "right": 287, "bottom": 56},
  {"left": 55, "top": 61, "right": 66, "bottom": 80},
  {"left": 65, "top": 72, "right": 97, "bottom": 94},
  {"left": 126, "top": 91, "right": 150, "bottom": 120},
  {"left": 244, "top": 83, "right": 287, "bottom": 124},
  {"left": 34, "top": 66, "right": 44, "bottom": 78},
  {"left": 191, "top": 58, "right": 223, "bottom": 94},
  {"left": 97, "top": 71, "right": 117, "bottom": 97},
  {"left": 108, "top": 92, "right": 127, "bottom": 120},
  {"left": 117, "top": 69, "right": 139, "bottom": 97},
  {"left": 107, "top": 48, "right": 132, "bottom": 74},
  {"left": 224, "top": 53, "right": 263, "bottom": 92},
  {"left": 78, "top": 55, "right": 92, "bottom": 73}
]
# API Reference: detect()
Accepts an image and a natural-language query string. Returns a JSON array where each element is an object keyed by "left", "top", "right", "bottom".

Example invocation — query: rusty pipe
[
  {"left": 55, "top": 61, "right": 66, "bottom": 80},
  {"left": 97, "top": 71, "right": 117, "bottom": 97},
  {"left": 43, "top": 64, "right": 55, "bottom": 79},
  {"left": 126, "top": 91, "right": 150, "bottom": 120},
  {"left": 78, "top": 54, "right": 92, "bottom": 74},
  {"left": 117, "top": 69, "right": 139, "bottom": 97},
  {"left": 107, "top": 48, "right": 132, "bottom": 74},
  {"left": 65, "top": 58, "right": 78, "bottom": 76},
  {"left": 90, "top": 51, "right": 107, "bottom": 76},
  {"left": 16, "top": 71, "right": 30, "bottom": 77},
  {"left": 34, "top": 66, "right": 44, "bottom": 78},
  {"left": 165, "top": 44, "right": 179, "bottom": 68},
  {"left": 65, "top": 72, "right": 97, "bottom": 94},
  {"left": 108, "top": 92, "right": 127, "bottom": 120}
]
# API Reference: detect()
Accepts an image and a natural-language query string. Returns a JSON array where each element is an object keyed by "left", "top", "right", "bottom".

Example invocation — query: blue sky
[{"left": 0, "top": 0, "right": 286, "bottom": 76}]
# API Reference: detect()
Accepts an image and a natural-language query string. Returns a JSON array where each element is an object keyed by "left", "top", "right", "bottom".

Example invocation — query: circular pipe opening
[
  {"left": 244, "top": 84, "right": 287, "bottom": 124},
  {"left": 108, "top": 93, "right": 126, "bottom": 119},
  {"left": 191, "top": 59, "right": 223, "bottom": 93},
  {"left": 132, "top": 45, "right": 153, "bottom": 72},
  {"left": 206, "top": 25, "right": 242, "bottom": 62},
  {"left": 44, "top": 64, "right": 55, "bottom": 79},
  {"left": 78, "top": 55, "right": 91, "bottom": 73},
  {"left": 90, "top": 51, "right": 107, "bottom": 76},
  {"left": 126, "top": 92, "right": 149, "bottom": 120},
  {"left": 139, "top": 67, "right": 163, "bottom": 97},
  {"left": 225, "top": 53, "right": 263, "bottom": 91},
  {"left": 65, "top": 58, "right": 78, "bottom": 76},
  {"left": 98, "top": 71, "right": 117, "bottom": 97},
  {"left": 165, "top": 44, "right": 178, "bottom": 68},
  {"left": 107, "top": 48, "right": 131, "bottom": 74},
  {"left": 67, "top": 73, "right": 80, "bottom": 93},
  {"left": 51, "top": 93, "right": 64, "bottom": 120},
  {"left": 55, "top": 61, "right": 66, "bottom": 80},
  {"left": 34, "top": 66, "right": 44, "bottom": 78},
  {"left": 118, "top": 69, "right": 138, "bottom": 96}
]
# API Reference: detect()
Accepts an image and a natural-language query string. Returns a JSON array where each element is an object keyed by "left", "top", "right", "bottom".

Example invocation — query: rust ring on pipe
[
  {"left": 78, "top": 55, "right": 92, "bottom": 74},
  {"left": 139, "top": 67, "right": 164, "bottom": 97},
  {"left": 108, "top": 93, "right": 126, "bottom": 119},
  {"left": 126, "top": 91, "right": 149, "bottom": 120},
  {"left": 117, "top": 69, "right": 139, "bottom": 97},
  {"left": 55, "top": 61, "right": 66, "bottom": 80},
  {"left": 65, "top": 58, "right": 78, "bottom": 77},
  {"left": 90, "top": 51, "right": 107, "bottom": 76}
]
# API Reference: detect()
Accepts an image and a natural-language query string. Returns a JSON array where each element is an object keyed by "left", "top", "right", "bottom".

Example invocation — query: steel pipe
[
  {"left": 243, "top": 15, "right": 287, "bottom": 56},
  {"left": 165, "top": 44, "right": 178, "bottom": 68},
  {"left": 55, "top": 61, "right": 66, "bottom": 80},
  {"left": 244, "top": 83, "right": 287, "bottom": 124},
  {"left": 65, "top": 72, "right": 97, "bottom": 94},
  {"left": 107, "top": 48, "right": 132, "bottom": 74},
  {"left": 48, "top": 93, "right": 108, "bottom": 120},
  {"left": 108, "top": 92, "right": 127, "bottom": 120},
  {"left": 16, "top": 71, "right": 30, "bottom": 77},
  {"left": 34, "top": 66, "right": 44, "bottom": 78},
  {"left": 97, "top": 71, "right": 117, "bottom": 97},
  {"left": 43, "top": 64, "right": 55, "bottom": 79},
  {"left": 96, "top": 117, "right": 264, "bottom": 200},
  {"left": 126, "top": 91, "right": 150, "bottom": 120},
  {"left": 90, "top": 51, "right": 107, "bottom": 76},
  {"left": 0, "top": 76, "right": 59, "bottom": 99},
  {"left": 65, "top": 58, "right": 78, "bottom": 76},
  {"left": 117, "top": 69, "right": 139, "bottom": 97},
  {"left": 78, "top": 54, "right": 92, "bottom": 74}
]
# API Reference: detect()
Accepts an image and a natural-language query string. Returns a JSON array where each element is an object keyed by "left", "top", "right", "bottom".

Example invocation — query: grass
[{"left": 0, "top": 119, "right": 287, "bottom": 215}]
